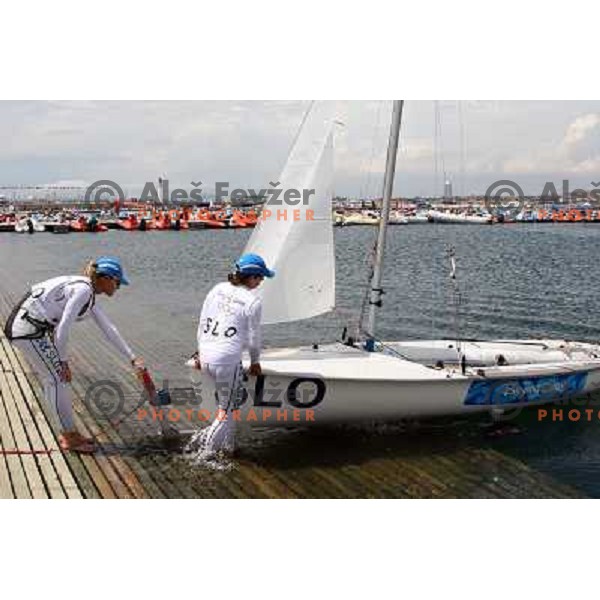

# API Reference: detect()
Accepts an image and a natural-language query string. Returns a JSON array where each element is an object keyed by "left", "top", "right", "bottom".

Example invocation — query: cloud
[
  {"left": 564, "top": 113, "right": 600, "bottom": 146},
  {"left": 500, "top": 111, "right": 600, "bottom": 176},
  {"left": 2, "top": 100, "right": 600, "bottom": 196}
]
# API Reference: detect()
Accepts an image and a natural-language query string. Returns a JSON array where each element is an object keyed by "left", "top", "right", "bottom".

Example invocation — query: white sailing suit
[
  {"left": 195, "top": 281, "right": 262, "bottom": 455},
  {"left": 4, "top": 276, "right": 135, "bottom": 431}
]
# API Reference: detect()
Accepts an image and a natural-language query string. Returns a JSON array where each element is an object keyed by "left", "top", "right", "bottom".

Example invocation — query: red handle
[{"left": 140, "top": 368, "right": 157, "bottom": 401}]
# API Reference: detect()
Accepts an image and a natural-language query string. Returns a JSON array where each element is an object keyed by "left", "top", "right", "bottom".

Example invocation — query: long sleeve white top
[
  {"left": 197, "top": 282, "right": 263, "bottom": 365},
  {"left": 24, "top": 275, "right": 135, "bottom": 362}
]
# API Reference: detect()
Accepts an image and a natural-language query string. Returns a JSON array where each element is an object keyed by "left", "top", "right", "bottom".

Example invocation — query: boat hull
[{"left": 186, "top": 342, "right": 600, "bottom": 426}]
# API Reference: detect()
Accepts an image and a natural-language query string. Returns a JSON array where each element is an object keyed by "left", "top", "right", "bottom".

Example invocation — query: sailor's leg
[
  {"left": 200, "top": 363, "right": 240, "bottom": 455},
  {"left": 13, "top": 337, "right": 75, "bottom": 432},
  {"left": 223, "top": 363, "right": 244, "bottom": 453}
]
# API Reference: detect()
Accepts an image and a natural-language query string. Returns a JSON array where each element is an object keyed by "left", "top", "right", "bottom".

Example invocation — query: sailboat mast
[{"left": 366, "top": 100, "right": 404, "bottom": 348}]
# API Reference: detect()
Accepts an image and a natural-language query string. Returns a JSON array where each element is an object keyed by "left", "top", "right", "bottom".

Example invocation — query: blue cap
[
  {"left": 95, "top": 256, "right": 129, "bottom": 285},
  {"left": 235, "top": 253, "right": 275, "bottom": 278}
]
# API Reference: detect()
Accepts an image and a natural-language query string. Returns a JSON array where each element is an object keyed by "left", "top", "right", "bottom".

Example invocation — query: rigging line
[
  {"left": 355, "top": 101, "right": 386, "bottom": 337},
  {"left": 458, "top": 100, "right": 467, "bottom": 198},
  {"left": 357, "top": 238, "right": 379, "bottom": 338},
  {"left": 362, "top": 100, "right": 385, "bottom": 201},
  {"left": 354, "top": 328, "right": 417, "bottom": 363},
  {"left": 279, "top": 101, "right": 315, "bottom": 177},
  {"left": 358, "top": 105, "right": 395, "bottom": 336},
  {"left": 434, "top": 101, "right": 447, "bottom": 197},
  {"left": 433, "top": 100, "right": 439, "bottom": 199},
  {"left": 448, "top": 245, "right": 462, "bottom": 353}
]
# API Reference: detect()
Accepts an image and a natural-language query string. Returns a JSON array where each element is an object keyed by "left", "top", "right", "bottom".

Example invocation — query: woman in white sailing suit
[
  {"left": 191, "top": 253, "right": 274, "bottom": 457},
  {"left": 3, "top": 256, "right": 143, "bottom": 453}
]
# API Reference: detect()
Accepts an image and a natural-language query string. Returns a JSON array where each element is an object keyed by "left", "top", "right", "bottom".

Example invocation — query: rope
[
  {"left": 457, "top": 101, "right": 467, "bottom": 197},
  {"left": 361, "top": 101, "right": 385, "bottom": 201},
  {"left": 447, "top": 246, "right": 462, "bottom": 351},
  {"left": 356, "top": 234, "right": 379, "bottom": 338}
]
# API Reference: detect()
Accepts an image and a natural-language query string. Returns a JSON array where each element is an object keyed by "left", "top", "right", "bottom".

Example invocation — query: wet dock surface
[{"left": 0, "top": 288, "right": 585, "bottom": 498}]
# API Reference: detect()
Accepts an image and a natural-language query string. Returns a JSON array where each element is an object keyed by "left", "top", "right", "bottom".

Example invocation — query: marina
[
  {"left": 4, "top": 200, "right": 600, "bottom": 234},
  {"left": 3, "top": 202, "right": 600, "bottom": 234},
  {"left": 1, "top": 221, "right": 600, "bottom": 498}
]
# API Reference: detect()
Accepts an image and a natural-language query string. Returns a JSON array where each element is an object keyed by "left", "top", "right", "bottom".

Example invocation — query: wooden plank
[
  {"left": 5, "top": 328, "right": 139, "bottom": 499},
  {"left": 0, "top": 343, "right": 14, "bottom": 499},
  {"left": 0, "top": 336, "right": 83, "bottom": 498},
  {"left": 0, "top": 333, "right": 102, "bottom": 498},
  {"left": 0, "top": 294, "right": 134, "bottom": 498},
  {"left": 0, "top": 434, "right": 14, "bottom": 498},
  {"left": 70, "top": 339, "right": 193, "bottom": 498},
  {"left": 71, "top": 383, "right": 149, "bottom": 499},
  {"left": 0, "top": 376, "right": 31, "bottom": 498},
  {"left": 0, "top": 338, "right": 64, "bottom": 499},
  {"left": 0, "top": 370, "right": 48, "bottom": 498},
  {"left": 71, "top": 410, "right": 134, "bottom": 498},
  {"left": 3, "top": 370, "right": 65, "bottom": 498},
  {"left": 60, "top": 321, "right": 202, "bottom": 498},
  {"left": 18, "top": 367, "right": 104, "bottom": 499}
]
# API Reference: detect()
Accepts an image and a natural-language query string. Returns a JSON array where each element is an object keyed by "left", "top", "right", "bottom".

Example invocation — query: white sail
[{"left": 244, "top": 103, "right": 336, "bottom": 324}]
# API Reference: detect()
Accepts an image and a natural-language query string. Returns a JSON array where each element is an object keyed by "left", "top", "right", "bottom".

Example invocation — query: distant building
[{"left": 444, "top": 177, "right": 453, "bottom": 201}]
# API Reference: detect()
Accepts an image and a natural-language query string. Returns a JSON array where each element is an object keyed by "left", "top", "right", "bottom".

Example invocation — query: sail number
[{"left": 246, "top": 376, "right": 326, "bottom": 409}]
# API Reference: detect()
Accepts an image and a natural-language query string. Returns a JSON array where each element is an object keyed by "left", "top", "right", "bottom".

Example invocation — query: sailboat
[
  {"left": 427, "top": 209, "right": 492, "bottom": 224},
  {"left": 189, "top": 101, "right": 600, "bottom": 424}
]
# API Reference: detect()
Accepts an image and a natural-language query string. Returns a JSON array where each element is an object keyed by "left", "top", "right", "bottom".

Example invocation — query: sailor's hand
[
  {"left": 131, "top": 356, "right": 145, "bottom": 375},
  {"left": 59, "top": 361, "right": 72, "bottom": 383},
  {"left": 248, "top": 363, "right": 262, "bottom": 377}
]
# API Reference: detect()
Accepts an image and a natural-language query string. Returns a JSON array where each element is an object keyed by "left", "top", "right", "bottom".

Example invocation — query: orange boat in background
[
  {"left": 153, "top": 213, "right": 189, "bottom": 230},
  {"left": 70, "top": 216, "right": 108, "bottom": 232},
  {"left": 118, "top": 214, "right": 140, "bottom": 230},
  {"left": 236, "top": 210, "right": 258, "bottom": 227}
]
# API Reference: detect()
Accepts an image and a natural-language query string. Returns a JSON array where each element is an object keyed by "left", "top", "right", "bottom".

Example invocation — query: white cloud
[
  {"left": 564, "top": 113, "right": 600, "bottom": 146},
  {"left": 499, "top": 111, "right": 600, "bottom": 176},
  {"left": 2, "top": 101, "right": 600, "bottom": 196}
]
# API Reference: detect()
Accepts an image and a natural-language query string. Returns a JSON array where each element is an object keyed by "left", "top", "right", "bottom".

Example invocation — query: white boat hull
[
  {"left": 406, "top": 215, "right": 429, "bottom": 224},
  {"left": 428, "top": 210, "right": 492, "bottom": 224},
  {"left": 187, "top": 341, "right": 600, "bottom": 426},
  {"left": 14, "top": 219, "right": 45, "bottom": 233}
]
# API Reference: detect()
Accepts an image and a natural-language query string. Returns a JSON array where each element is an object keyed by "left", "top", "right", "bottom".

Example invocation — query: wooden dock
[{"left": 0, "top": 290, "right": 587, "bottom": 499}]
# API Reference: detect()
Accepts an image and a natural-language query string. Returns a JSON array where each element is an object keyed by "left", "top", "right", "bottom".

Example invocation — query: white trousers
[
  {"left": 193, "top": 362, "right": 244, "bottom": 455},
  {"left": 13, "top": 337, "right": 74, "bottom": 432}
]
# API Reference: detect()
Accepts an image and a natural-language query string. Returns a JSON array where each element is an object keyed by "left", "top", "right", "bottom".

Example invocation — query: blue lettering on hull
[{"left": 464, "top": 371, "right": 588, "bottom": 406}]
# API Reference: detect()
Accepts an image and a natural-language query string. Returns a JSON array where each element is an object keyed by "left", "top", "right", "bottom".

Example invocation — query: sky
[{"left": 1, "top": 100, "right": 599, "bottom": 198}]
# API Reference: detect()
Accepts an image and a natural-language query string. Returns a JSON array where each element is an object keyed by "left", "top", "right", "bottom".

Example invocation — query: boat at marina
[
  {"left": 340, "top": 211, "right": 380, "bottom": 226},
  {"left": 0, "top": 221, "right": 15, "bottom": 232},
  {"left": 14, "top": 217, "right": 45, "bottom": 233},
  {"left": 69, "top": 216, "right": 108, "bottom": 232},
  {"left": 427, "top": 209, "right": 493, "bottom": 224},
  {"left": 188, "top": 101, "right": 600, "bottom": 426},
  {"left": 117, "top": 214, "right": 141, "bottom": 230},
  {"left": 188, "top": 215, "right": 227, "bottom": 229},
  {"left": 152, "top": 214, "right": 189, "bottom": 230},
  {"left": 388, "top": 211, "right": 409, "bottom": 225},
  {"left": 405, "top": 212, "right": 429, "bottom": 224}
]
